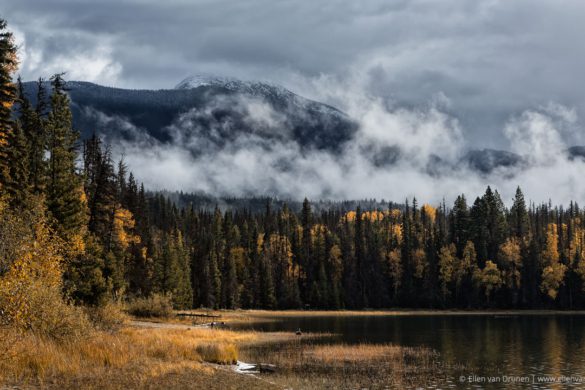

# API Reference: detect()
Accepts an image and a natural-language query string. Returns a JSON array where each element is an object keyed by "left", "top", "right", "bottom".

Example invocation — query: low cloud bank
[{"left": 103, "top": 75, "right": 585, "bottom": 207}]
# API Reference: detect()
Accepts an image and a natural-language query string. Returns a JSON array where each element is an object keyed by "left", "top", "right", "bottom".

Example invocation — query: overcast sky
[{"left": 4, "top": 0, "right": 585, "bottom": 149}]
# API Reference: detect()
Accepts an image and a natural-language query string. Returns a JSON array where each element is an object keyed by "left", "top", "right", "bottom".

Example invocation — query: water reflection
[{"left": 236, "top": 314, "right": 585, "bottom": 388}]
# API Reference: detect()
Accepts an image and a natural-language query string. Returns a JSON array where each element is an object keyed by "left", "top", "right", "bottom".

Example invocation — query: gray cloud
[
  {"left": 6, "top": 0, "right": 584, "bottom": 148},
  {"left": 4, "top": 0, "right": 585, "bottom": 203}
]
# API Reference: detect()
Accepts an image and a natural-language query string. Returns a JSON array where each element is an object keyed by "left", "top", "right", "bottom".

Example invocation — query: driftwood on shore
[
  {"left": 235, "top": 361, "right": 278, "bottom": 374},
  {"left": 258, "top": 363, "right": 277, "bottom": 373},
  {"left": 176, "top": 313, "right": 221, "bottom": 319}
]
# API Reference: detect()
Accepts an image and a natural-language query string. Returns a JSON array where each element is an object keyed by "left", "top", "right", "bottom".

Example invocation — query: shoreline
[{"left": 187, "top": 308, "right": 585, "bottom": 318}]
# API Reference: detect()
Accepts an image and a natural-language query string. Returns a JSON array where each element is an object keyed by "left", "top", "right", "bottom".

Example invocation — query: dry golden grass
[
  {"left": 0, "top": 308, "right": 455, "bottom": 390},
  {"left": 240, "top": 341, "right": 442, "bottom": 389},
  {"left": 196, "top": 343, "right": 238, "bottom": 364},
  {"left": 306, "top": 343, "right": 436, "bottom": 364},
  {"left": 0, "top": 326, "right": 278, "bottom": 389}
]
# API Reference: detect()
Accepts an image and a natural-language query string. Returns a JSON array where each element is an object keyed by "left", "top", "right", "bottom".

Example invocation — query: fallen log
[
  {"left": 176, "top": 313, "right": 221, "bottom": 318},
  {"left": 258, "top": 363, "right": 277, "bottom": 373}
]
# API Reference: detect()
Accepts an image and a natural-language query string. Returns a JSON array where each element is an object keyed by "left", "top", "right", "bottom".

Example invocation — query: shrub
[
  {"left": 126, "top": 294, "right": 174, "bottom": 318},
  {"left": 0, "top": 205, "right": 92, "bottom": 340},
  {"left": 27, "top": 283, "right": 92, "bottom": 340},
  {"left": 86, "top": 302, "right": 128, "bottom": 332}
]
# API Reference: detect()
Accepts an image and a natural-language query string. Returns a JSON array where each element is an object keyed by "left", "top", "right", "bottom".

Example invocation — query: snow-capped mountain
[
  {"left": 19, "top": 76, "right": 585, "bottom": 178},
  {"left": 22, "top": 76, "right": 358, "bottom": 152}
]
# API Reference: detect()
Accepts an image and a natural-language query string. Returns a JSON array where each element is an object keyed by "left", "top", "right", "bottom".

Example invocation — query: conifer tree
[
  {"left": 300, "top": 198, "right": 312, "bottom": 298},
  {"left": 509, "top": 187, "right": 529, "bottom": 239},
  {"left": 0, "top": 20, "right": 17, "bottom": 196},
  {"left": 16, "top": 77, "right": 46, "bottom": 195},
  {"left": 450, "top": 195, "right": 470, "bottom": 256},
  {"left": 46, "top": 74, "right": 88, "bottom": 242},
  {"left": 173, "top": 231, "right": 193, "bottom": 308},
  {"left": 4, "top": 120, "right": 30, "bottom": 205},
  {"left": 259, "top": 248, "right": 277, "bottom": 309}
]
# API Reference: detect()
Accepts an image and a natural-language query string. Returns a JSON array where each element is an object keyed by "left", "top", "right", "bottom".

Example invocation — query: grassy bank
[
  {"left": 0, "top": 308, "right": 446, "bottom": 389},
  {"left": 0, "top": 325, "right": 286, "bottom": 389},
  {"left": 240, "top": 340, "right": 442, "bottom": 389}
]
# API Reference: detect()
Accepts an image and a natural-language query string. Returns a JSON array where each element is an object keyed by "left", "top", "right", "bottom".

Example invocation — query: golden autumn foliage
[
  {"left": 473, "top": 260, "right": 503, "bottom": 301},
  {"left": 421, "top": 204, "right": 437, "bottom": 224},
  {"left": 113, "top": 207, "right": 140, "bottom": 251},
  {"left": 0, "top": 205, "right": 90, "bottom": 339},
  {"left": 256, "top": 232, "right": 265, "bottom": 254},
  {"left": 344, "top": 210, "right": 357, "bottom": 222},
  {"left": 343, "top": 209, "right": 400, "bottom": 223},
  {"left": 390, "top": 224, "right": 403, "bottom": 245},
  {"left": 389, "top": 209, "right": 401, "bottom": 219},
  {"left": 498, "top": 237, "right": 522, "bottom": 290},
  {"left": 541, "top": 264, "right": 566, "bottom": 300},
  {"left": 438, "top": 244, "right": 456, "bottom": 297},
  {"left": 310, "top": 224, "right": 328, "bottom": 240},
  {"left": 540, "top": 223, "right": 567, "bottom": 300},
  {"left": 67, "top": 232, "right": 86, "bottom": 257},
  {"left": 362, "top": 210, "right": 385, "bottom": 222},
  {"left": 455, "top": 241, "right": 476, "bottom": 288}
]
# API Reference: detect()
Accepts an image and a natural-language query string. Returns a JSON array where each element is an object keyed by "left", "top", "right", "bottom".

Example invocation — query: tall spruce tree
[
  {"left": 4, "top": 120, "right": 30, "bottom": 205},
  {"left": 46, "top": 74, "right": 87, "bottom": 241},
  {"left": 0, "top": 19, "right": 17, "bottom": 196},
  {"left": 509, "top": 187, "right": 529, "bottom": 239},
  {"left": 16, "top": 77, "right": 48, "bottom": 196}
]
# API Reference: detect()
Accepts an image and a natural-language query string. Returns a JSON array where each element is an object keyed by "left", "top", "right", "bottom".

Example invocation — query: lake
[{"left": 236, "top": 313, "right": 585, "bottom": 388}]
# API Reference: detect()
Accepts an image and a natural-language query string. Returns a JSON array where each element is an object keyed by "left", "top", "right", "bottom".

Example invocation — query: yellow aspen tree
[
  {"left": 498, "top": 237, "right": 522, "bottom": 290},
  {"left": 540, "top": 223, "right": 567, "bottom": 300},
  {"left": 391, "top": 224, "right": 403, "bottom": 245},
  {"left": 474, "top": 260, "right": 503, "bottom": 303},
  {"left": 343, "top": 210, "right": 356, "bottom": 222},
  {"left": 455, "top": 241, "right": 476, "bottom": 288},
  {"left": 421, "top": 204, "right": 437, "bottom": 224},
  {"left": 438, "top": 244, "right": 456, "bottom": 298},
  {"left": 0, "top": 205, "right": 88, "bottom": 338},
  {"left": 113, "top": 207, "right": 140, "bottom": 251}
]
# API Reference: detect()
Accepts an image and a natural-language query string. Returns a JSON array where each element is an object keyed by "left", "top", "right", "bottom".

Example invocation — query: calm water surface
[{"left": 236, "top": 314, "right": 585, "bottom": 388}]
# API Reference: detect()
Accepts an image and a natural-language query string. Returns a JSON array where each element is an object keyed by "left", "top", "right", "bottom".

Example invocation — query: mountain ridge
[{"left": 19, "top": 76, "right": 585, "bottom": 177}]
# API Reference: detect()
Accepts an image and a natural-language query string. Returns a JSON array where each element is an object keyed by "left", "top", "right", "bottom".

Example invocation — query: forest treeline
[{"left": 1, "top": 19, "right": 585, "bottom": 315}]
